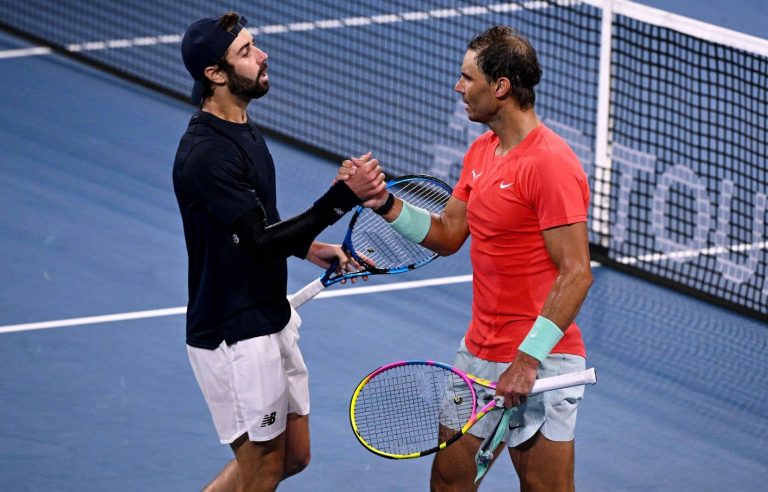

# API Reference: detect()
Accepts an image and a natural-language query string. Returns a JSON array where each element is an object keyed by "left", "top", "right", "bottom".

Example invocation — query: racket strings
[
  {"left": 352, "top": 179, "right": 451, "bottom": 270},
  {"left": 352, "top": 364, "right": 475, "bottom": 456},
  {"left": 357, "top": 230, "right": 421, "bottom": 267}
]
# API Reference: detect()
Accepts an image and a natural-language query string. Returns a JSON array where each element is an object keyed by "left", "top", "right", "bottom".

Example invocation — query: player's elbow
[
  {"left": 232, "top": 234, "right": 290, "bottom": 261},
  {"left": 423, "top": 229, "right": 467, "bottom": 256},
  {"left": 561, "top": 262, "right": 593, "bottom": 296},
  {"left": 572, "top": 264, "right": 593, "bottom": 294},
  {"left": 430, "top": 240, "right": 462, "bottom": 256}
]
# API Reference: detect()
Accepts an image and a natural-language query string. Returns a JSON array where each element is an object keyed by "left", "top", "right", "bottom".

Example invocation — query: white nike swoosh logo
[
  {"left": 500, "top": 182, "right": 513, "bottom": 189},
  {"left": 472, "top": 170, "right": 482, "bottom": 180}
]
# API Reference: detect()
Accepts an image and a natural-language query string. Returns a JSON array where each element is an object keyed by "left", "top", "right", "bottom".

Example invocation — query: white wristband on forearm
[
  {"left": 389, "top": 200, "right": 431, "bottom": 243},
  {"left": 518, "top": 316, "right": 564, "bottom": 362}
]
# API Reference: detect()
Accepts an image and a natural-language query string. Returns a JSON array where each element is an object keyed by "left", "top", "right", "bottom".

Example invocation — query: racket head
[
  {"left": 344, "top": 174, "right": 453, "bottom": 275},
  {"left": 349, "top": 360, "right": 478, "bottom": 459}
]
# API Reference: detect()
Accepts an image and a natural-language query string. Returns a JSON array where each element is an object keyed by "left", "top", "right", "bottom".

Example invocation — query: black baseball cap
[{"left": 181, "top": 13, "right": 248, "bottom": 104}]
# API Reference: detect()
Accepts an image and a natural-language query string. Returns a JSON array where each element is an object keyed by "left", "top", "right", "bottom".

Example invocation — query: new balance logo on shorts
[{"left": 260, "top": 412, "right": 277, "bottom": 427}]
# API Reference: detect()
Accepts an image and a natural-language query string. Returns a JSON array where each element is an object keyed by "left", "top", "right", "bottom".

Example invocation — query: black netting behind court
[{"left": 1, "top": 0, "right": 764, "bottom": 319}]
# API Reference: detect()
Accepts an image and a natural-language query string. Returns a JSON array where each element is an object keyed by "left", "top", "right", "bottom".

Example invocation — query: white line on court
[
  {"left": 0, "top": 307, "right": 188, "bottom": 335},
  {"left": 0, "top": 46, "right": 52, "bottom": 59},
  {"left": 0, "top": 263, "right": 602, "bottom": 335},
  {"left": 0, "top": 275, "right": 472, "bottom": 335}
]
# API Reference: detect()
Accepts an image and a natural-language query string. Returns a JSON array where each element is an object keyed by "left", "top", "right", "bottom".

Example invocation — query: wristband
[
  {"left": 518, "top": 316, "right": 564, "bottom": 362},
  {"left": 389, "top": 200, "right": 431, "bottom": 243},
  {"left": 373, "top": 192, "right": 395, "bottom": 216}
]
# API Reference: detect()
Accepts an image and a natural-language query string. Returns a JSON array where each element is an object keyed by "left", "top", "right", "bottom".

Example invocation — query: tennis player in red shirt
[{"left": 340, "top": 26, "right": 593, "bottom": 491}]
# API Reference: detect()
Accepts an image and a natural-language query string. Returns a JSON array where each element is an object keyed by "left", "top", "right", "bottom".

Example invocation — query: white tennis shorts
[
  {"left": 187, "top": 308, "right": 309, "bottom": 444},
  {"left": 453, "top": 338, "right": 586, "bottom": 447}
]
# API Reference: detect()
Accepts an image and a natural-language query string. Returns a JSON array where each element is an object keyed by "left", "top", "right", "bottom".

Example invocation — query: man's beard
[{"left": 225, "top": 65, "right": 269, "bottom": 100}]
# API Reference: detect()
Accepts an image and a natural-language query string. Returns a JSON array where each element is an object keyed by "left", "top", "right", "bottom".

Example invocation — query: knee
[
  {"left": 284, "top": 450, "right": 310, "bottom": 478},
  {"left": 257, "top": 475, "right": 282, "bottom": 492},
  {"left": 430, "top": 458, "right": 474, "bottom": 492}
]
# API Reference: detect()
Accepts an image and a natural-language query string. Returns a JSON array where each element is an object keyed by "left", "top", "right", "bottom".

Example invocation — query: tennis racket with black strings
[
  {"left": 288, "top": 175, "right": 452, "bottom": 309},
  {"left": 349, "top": 359, "right": 597, "bottom": 459}
]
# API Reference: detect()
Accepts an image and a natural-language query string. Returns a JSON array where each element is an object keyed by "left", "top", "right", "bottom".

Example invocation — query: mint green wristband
[
  {"left": 518, "top": 316, "right": 564, "bottom": 362},
  {"left": 389, "top": 200, "right": 431, "bottom": 243}
]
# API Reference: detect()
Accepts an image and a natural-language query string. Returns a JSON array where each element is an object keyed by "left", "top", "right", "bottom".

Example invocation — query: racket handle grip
[
  {"left": 289, "top": 278, "right": 325, "bottom": 309},
  {"left": 529, "top": 367, "right": 597, "bottom": 395}
]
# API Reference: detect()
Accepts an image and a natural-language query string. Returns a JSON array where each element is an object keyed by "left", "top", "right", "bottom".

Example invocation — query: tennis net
[{"left": 1, "top": 0, "right": 765, "bottom": 320}]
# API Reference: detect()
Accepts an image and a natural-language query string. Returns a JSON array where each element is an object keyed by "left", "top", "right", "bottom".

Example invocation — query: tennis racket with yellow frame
[{"left": 349, "top": 359, "right": 596, "bottom": 459}]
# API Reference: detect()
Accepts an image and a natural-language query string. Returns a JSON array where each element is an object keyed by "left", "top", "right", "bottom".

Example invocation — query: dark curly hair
[{"left": 467, "top": 26, "right": 542, "bottom": 110}]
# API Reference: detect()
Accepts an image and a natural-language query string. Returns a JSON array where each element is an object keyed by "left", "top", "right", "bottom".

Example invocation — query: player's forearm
[
  {"left": 421, "top": 214, "right": 466, "bottom": 256},
  {"left": 379, "top": 196, "right": 468, "bottom": 255},
  {"left": 515, "top": 267, "right": 591, "bottom": 365},
  {"left": 539, "top": 266, "right": 593, "bottom": 330},
  {"left": 229, "top": 182, "right": 360, "bottom": 260}
]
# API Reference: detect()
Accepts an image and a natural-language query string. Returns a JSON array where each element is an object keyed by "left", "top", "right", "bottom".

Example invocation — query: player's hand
[
  {"left": 337, "top": 153, "right": 389, "bottom": 208},
  {"left": 305, "top": 242, "right": 368, "bottom": 284},
  {"left": 334, "top": 153, "right": 367, "bottom": 183},
  {"left": 344, "top": 157, "right": 385, "bottom": 203},
  {"left": 494, "top": 352, "right": 539, "bottom": 408}
]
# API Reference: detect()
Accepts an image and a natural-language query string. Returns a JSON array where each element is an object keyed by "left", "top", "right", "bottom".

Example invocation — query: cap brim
[{"left": 190, "top": 80, "right": 205, "bottom": 105}]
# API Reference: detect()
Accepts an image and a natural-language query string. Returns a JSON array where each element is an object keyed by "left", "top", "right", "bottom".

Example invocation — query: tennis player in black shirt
[{"left": 173, "top": 12, "right": 385, "bottom": 491}]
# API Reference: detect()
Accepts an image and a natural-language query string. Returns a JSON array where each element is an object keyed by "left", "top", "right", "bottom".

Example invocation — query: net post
[{"left": 591, "top": 0, "right": 615, "bottom": 247}]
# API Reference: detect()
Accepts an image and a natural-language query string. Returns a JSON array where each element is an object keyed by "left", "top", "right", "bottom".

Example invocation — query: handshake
[{"left": 334, "top": 152, "right": 390, "bottom": 210}]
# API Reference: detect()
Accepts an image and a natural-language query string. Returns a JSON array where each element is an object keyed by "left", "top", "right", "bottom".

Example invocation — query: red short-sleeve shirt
[{"left": 453, "top": 124, "right": 589, "bottom": 361}]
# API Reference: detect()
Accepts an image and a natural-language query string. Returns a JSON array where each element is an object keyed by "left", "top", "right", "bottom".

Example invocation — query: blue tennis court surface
[{"left": 1, "top": 4, "right": 766, "bottom": 490}]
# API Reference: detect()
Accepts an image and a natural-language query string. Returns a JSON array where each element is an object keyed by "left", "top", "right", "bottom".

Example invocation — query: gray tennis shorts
[{"left": 453, "top": 338, "right": 586, "bottom": 447}]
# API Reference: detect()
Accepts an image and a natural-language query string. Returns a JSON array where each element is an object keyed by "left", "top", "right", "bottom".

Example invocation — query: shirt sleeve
[
  {"left": 452, "top": 154, "right": 472, "bottom": 202},
  {"left": 452, "top": 131, "right": 493, "bottom": 202},
  {"left": 181, "top": 140, "right": 263, "bottom": 227},
  {"left": 527, "top": 154, "right": 590, "bottom": 231}
]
